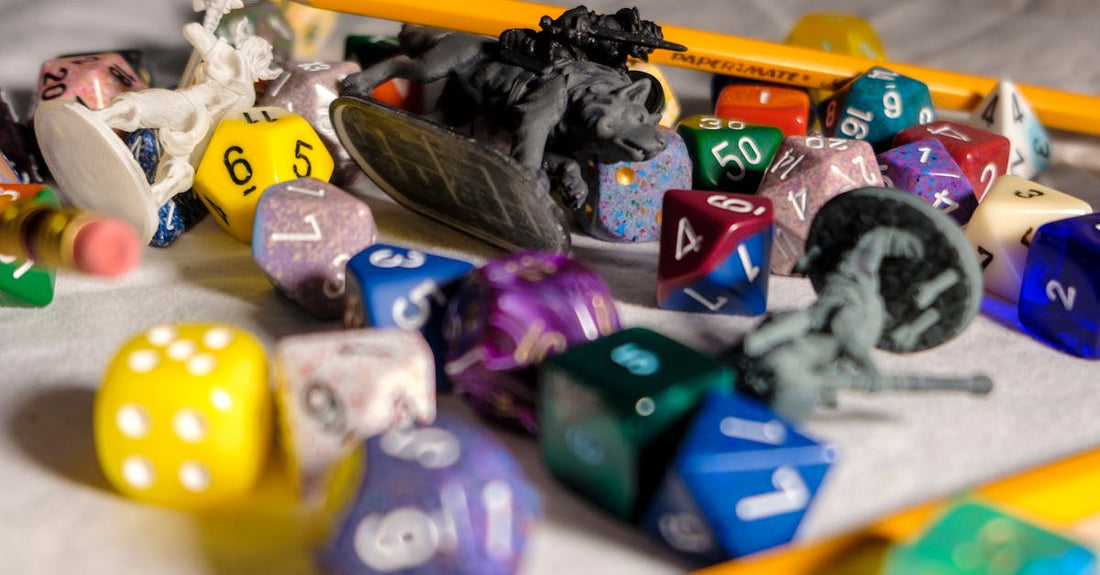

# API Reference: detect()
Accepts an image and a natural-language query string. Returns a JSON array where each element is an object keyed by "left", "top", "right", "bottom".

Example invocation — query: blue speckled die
[
  {"left": 125, "top": 128, "right": 207, "bottom": 247},
  {"left": 317, "top": 413, "right": 542, "bottom": 575},
  {"left": 820, "top": 66, "right": 935, "bottom": 152},
  {"left": 575, "top": 127, "right": 691, "bottom": 242}
]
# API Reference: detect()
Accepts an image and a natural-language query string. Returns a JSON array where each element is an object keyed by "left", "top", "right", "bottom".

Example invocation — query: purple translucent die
[
  {"left": 444, "top": 251, "right": 621, "bottom": 434},
  {"left": 318, "top": 413, "right": 541, "bottom": 575},
  {"left": 252, "top": 177, "right": 377, "bottom": 319},
  {"left": 879, "top": 138, "right": 977, "bottom": 225},
  {"left": 259, "top": 60, "right": 362, "bottom": 185},
  {"left": 576, "top": 127, "right": 691, "bottom": 242}
]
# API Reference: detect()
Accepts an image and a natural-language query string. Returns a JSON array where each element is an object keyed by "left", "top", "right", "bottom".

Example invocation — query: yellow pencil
[
  {"left": 693, "top": 447, "right": 1100, "bottom": 574},
  {"left": 290, "top": 0, "right": 1100, "bottom": 136}
]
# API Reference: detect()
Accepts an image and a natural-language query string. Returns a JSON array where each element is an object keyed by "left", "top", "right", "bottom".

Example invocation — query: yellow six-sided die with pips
[{"left": 94, "top": 323, "right": 272, "bottom": 510}]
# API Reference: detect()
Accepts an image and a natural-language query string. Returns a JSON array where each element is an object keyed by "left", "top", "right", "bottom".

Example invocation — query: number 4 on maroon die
[{"left": 658, "top": 190, "right": 773, "bottom": 316}]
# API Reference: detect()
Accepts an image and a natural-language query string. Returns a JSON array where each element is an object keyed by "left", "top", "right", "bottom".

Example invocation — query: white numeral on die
[{"left": 734, "top": 466, "right": 810, "bottom": 521}]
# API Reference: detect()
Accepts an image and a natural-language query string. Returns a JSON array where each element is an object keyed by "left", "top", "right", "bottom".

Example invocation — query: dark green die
[
  {"left": 0, "top": 186, "right": 58, "bottom": 307},
  {"left": 676, "top": 114, "right": 783, "bottom": 193},
  {"left": 540, "top": 327, "right": 734, "bottom": 520}
]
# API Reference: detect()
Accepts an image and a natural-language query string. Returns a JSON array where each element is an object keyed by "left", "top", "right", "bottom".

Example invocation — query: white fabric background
[{"left": 1, "top": 1, "right": 1099, "bottom": 574}]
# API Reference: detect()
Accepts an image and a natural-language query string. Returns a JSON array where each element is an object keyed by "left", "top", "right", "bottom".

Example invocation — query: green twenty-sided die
[
  {"left": 540, "top": 327, "right": 734, "bottom": 520},
  {"left": 676, "top": 114, "right": 783, "bottom": 193},
  {"left": 883, "top": 501, "right": 1096, "bottom": 575},
  {"left": 0, "top": 186, "right": 58, "bottom": 307}
]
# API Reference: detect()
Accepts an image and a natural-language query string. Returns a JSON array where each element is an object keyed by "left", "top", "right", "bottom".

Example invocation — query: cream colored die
[
  {"left": 94, "top": 323, "right": 272, "bottom": 510},
  {"left": 275, "top": 328, "right": 436, "bottom": 502},
  {"left": 965, "top": 175, "right": 1092, "bottom": 302}
]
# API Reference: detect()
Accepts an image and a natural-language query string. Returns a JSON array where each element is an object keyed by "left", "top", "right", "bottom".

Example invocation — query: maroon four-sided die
[
  {"left": 258, "top": 60, "right": 363, "bottom": 185},
  {"left": 443, "top": 251, "right": 621, "bottom": 434},
  {"left": 33, "top": 52, "right": 147, "bottom": 111},
  {"left": 892, "top": 120, "right": 1010, "bottom": 202},
  {"left": 252, "top": 177, "right": 377, "bottom": 319},
  {"left": 317, "top": 413, "right": 542, "bottom": 575}
]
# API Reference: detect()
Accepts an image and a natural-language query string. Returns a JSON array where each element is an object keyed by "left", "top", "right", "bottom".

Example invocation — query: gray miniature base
[
  {"left": 799, "top": 187, "right": 984, "bottom": 353},
  {"left": 331, "top": 95, "right": 571, "bottom": 253}
]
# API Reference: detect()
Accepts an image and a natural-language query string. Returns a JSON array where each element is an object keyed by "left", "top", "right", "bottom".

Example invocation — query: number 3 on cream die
[{"left": 94, "top": 323, "right": 272, "bottom": 510}]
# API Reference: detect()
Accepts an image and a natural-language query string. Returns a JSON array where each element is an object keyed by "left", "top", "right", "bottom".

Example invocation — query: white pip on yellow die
[{"left": 94, "top": 323, "right": 272, "bottom": 510}]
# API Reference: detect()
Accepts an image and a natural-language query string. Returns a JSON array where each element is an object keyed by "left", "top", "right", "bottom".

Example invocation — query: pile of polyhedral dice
[{"left": 2, "top": 2, "right": 1097, "bottom": 574}]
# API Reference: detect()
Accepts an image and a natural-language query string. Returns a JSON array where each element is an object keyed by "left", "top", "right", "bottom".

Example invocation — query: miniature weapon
[{"left": 724, "top": 188, "right": 992, "bottom": 420}]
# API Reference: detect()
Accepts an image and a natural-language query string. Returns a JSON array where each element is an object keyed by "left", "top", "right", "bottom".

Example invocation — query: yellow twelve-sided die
[{"left": 94, "top": 323, "right": 272, "bottom": 509}]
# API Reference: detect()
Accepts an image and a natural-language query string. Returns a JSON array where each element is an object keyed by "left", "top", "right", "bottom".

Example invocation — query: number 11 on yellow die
[{"left": 194, "top": 107, "right": 334, "bottom": 243}]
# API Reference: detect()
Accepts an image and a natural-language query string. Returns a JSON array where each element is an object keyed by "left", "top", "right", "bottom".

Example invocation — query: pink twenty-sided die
[
  {"left": 443, "top": 251, "right": 620, "bottom": 434},
  {"left": 34, "top": 52, "right": 147, "bottom": 111},
  {"left": 252, "top": 177, "right": 377, "bottom": 319}
]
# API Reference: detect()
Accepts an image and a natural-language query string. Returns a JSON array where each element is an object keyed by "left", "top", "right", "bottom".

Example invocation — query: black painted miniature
[
  {"left": 724, "top": 188, "right": 993, "bottom": 420},
  {"left": 333, "top": 6, "right": 685, "bottom": 252}
]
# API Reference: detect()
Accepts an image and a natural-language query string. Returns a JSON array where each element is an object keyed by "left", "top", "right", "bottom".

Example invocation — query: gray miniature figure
[
  {"left": 725, "top": 188, "right": 993, "bottom": 420},
  {"left": 339, "top": 6, "right": 685, "bottom": 211}
]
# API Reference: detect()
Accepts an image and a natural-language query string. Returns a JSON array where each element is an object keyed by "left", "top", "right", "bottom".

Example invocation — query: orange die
[{"left": 715, "top": 85, "right": 811, "bottom": 137}]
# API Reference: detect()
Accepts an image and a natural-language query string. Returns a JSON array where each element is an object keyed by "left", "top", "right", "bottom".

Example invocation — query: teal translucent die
[{"left": 883, "top": 501, "right": 1096, "bottom": 575}]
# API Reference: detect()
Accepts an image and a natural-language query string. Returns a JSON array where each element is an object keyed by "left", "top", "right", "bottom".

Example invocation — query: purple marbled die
[
  {"left": 318, "top": 413, "right": 541, "bottom": 575},
  {"left": 879, "top": 138, "right": 977, "bottom": 225},
  {"left": 252, "top": 177, "right": 377, "bottom": 319},
  {"left": 444, "top": 251, "right": 621, "bottom": 434},
  {"left": 576, "top": 127, "right": 691, "bottom": 242},
  {"left": 259, "top": 60, "right": 363, "bottom": 185}
]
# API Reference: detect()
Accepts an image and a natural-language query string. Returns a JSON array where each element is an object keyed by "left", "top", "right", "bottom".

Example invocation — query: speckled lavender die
[
  {"left": 34, "top": 52, "right": 146, "bottom": 111},
  {"left": 124, "top": 128, "right": 208, "bottom": 247},
  {"left": 576, "top": 126, "right": 691, "bottom": 242},
  {"left": 756, "top": 135, "right": 882, "bottom": 274},
  {"left": 879, "top": 138, "right": 977, "bottom": 225},
  {"left": 252, "top": 177, "right": 377, "bottom": 319},
  {"left": 259, "top": 60, "right": 362, "bottom": 185},
  {"left": 275, "top": 328, "right": 435, "bottom": 501},
  {"left": 444, "top": 252, "right": 620, "bottom": 434},
  {"left": 317, "top": 413, "right": 541, "bottom": 575}
]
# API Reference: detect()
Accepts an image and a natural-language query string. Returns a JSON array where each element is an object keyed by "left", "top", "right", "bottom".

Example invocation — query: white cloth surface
[{"left": 1, "top": 1, "right": 1099, "bottom": 574}]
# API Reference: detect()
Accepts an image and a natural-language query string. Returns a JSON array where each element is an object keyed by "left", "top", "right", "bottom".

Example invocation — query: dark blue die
[
  {"left": 878, "top": 138, "right": 977, "bottom": 225},
  {"left": 658, "top": 227, "right": 772, "bottom": 316},
  {"left": 641, "top": 392, "right": 836, "bottom": 560},
  {"left": 820, "top": 66, "right": 935, "bottom": 152},
  {"left": 345, "top": 244, "right": 475, "bottom": 390},
  {"left": 125, "top": 128, "right": 207, "bottom": 247},
  {"left": 1019, "top": 213, "right": 1100, "bottom": 358},
  {"left": 318, "top": 413, "right": 541, "bottom": 575}
]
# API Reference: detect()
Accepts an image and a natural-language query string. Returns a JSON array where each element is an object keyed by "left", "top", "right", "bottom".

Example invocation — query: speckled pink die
[
  {"left": 34, "top": 53, "right": 147, "bottom": 111},
  {"left": 259, "top": 60, "right": 362, "bottom": 185},
  {"left": 275, "top": 328, "right": 435, "bottom": 500},
  {"left": 443, "top": 251, "right": 620, "bottom": 434},
  {"left": 252, "top": 177, "right": 377, "bottom": 319}
]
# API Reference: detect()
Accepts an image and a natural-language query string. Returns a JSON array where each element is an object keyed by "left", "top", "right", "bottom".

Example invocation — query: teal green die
[
  {"left": 0, "top": 187, "right": 58, "bottom": 307},
  {"left": 820, "top": 66, "right": 935, "bottom": 152},
  {"left": 539, "top": 327, "right": 734, "bottom": 520},
  {"left": 883, "top": 501, "right": 1096, "bottom": 575},
  {"left": 676, "top": 115, "right": 783, "bottom": 193}
]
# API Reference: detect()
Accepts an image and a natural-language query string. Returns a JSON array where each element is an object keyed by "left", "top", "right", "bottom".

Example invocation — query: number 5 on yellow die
[
  {"left": 94, "top": 323, "right": 272, "bottom": 510},
  {"left": 195, "top": 106, "right": 334, "bottom": 243}
]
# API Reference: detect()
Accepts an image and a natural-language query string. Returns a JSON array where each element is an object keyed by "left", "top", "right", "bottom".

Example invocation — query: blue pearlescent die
[
  {"left": 658, "top": 228, "right": 772, "bottom": 315},
  {"left": 318, "top": 413, "right": 542, "bottom": 575},
  {"left": 345, "top": 244, "right": 475, "bottom": 390},
  {"left": 1018, "top": 213, "right": 1100, "bottom": 358},
  {"left": 641, "top": 392, "right": 836, "bottom": 560}
]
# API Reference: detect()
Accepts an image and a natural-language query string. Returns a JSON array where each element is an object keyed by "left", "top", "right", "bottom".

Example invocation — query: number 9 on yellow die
[
  {"left": 195, "top": 106, "right": 334, "bottom": 243},
  {"left": 94, "top": 323, "right": 272, "bottom": 510}
]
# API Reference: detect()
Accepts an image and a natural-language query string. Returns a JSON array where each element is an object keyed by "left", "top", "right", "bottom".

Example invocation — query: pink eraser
[{"left": 72, "top": 218, "right": 142, "bottom": 277}]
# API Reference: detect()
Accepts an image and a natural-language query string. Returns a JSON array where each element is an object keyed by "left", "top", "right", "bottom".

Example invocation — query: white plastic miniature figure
[{"left": 34, "top": 0, "right": 281, "bottom": 242}]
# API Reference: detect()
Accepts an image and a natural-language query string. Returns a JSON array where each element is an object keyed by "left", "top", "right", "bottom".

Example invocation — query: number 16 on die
[{"left": 345, "top": 244, "right": 475, "bottom": 390}]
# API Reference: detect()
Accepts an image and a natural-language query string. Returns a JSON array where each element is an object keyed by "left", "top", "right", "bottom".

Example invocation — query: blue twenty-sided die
[
  {"left": 820, "top": 66, "right": 935, "bottom": 152},
  {"left": 345, "top": 244, "right": 475, "bottom": 390},
  {"left": 317, "top": 413, "right": 541, "bottom": 575},
  {"left": 641, "top": 392, "right": 837, "bottom": 560},
  {"left": 1018, "top": 213, "right": 1100, "bottom": 358}
]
